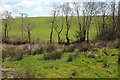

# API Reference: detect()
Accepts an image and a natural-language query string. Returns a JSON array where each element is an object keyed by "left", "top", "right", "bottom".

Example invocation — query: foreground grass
[{"left": 3, "top": 48, "right": 118, "bottom": 78}]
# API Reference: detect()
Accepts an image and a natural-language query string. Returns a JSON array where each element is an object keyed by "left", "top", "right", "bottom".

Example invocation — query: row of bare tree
[
  {"left": 50, "top": 1, "right": 120, "bottom": 44},
  {"left": 1, "top": 1, "right": 120, "bottom": 44}
]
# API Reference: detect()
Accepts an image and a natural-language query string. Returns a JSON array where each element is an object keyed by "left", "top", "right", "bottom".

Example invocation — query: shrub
[
  {"left": 9, "top": 50, "right": 24, "bottom": 61},
  {"left": 43, "top": 51, "right": 63, "bottom": 60},
  {"left": 64, "top": 45, "right": 75, "bottom": 53},
  {"left": 106, "top": 40, "right": 118, "bottom": 48},
  {"left": 67, "top": 55, "right": 73, "bottom": 62},
  {"left": 98, "top": 26, "right": 117, "bottom": 41},
  {"left": 2, "top": 45, "right": 24, "bottom": 61},
  {"left": 2, "top": 49, "right": 9, "bottom": 61},
  {"left": 2, "top": 44, "right": 42, "bottom": 61},
  {"left": 78, "top": 43, "right": 92, "bottom": 52},
  {"left": 33, "top": 47, "right": 44, "bottom": 55},
  {"left": 67, "top": 53, "right": 79, "bottom": 62},
  {"left": 46, "top": 44, "right": 56, "bottom": 52}
]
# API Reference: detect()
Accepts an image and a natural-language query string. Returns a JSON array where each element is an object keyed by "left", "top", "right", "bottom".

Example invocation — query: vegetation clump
[
  {"left": 67, "top": 53, "right": 79, "bottom": 62},
  {"left": 64, "top": 45, "right": 75, "bottom": 53},
  {"left": 33, "top": 47, "right": 44, "bottom": 55},
  {"left": 43, "top": 51, "right": 63, "bottom": 60},
  {"left": 46, "top": 44, "right": 57, "bottom": 52}
]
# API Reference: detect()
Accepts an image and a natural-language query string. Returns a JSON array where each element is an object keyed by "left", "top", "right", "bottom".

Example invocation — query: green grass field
[
  {"left": 2, "top": 16, "right": 119, "bottom": 78},
  {"left": 5, "top": 17, "right": 97, "bottom": 42},
  {"left": 3, "top": 48, "right": 118, "bottom": 78}
]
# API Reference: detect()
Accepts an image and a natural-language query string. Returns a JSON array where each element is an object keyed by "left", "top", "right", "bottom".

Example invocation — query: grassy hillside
[
  {"left": 5, "top": 17, "right": 97, "bottom": 42},
  {"left": 3, "top": 16, "right": 118, "bottom": 78},
  {"left": 3, "top": 48, "right": 118, "bottom": 78}
]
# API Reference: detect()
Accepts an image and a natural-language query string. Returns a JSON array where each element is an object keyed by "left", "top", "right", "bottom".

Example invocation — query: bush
[
  {"left": 2, "top": 45, "right": 24, "bottom": 61},
  {"left": 33, "top": 47, "right": 44, "bottom": 55},
  {"left": 64, "top": 45, "right": 75, "bottom": 53},
  {"left": 43, "top": 51, "right": 63, "bottom": 60},
  {"left": 98, "top": 26, "right": 117, "bottom": 41},
  {"left": 67, "top": 55, "right": 73, "bottom": 62},
  {"left": 78, "top": 43, "right": 92, "bottom": 52},
  {"left": 67, "top": 53, "right": 78, "bottom": 62},
  {"left": 2, "top": 49, "right": 9, "bottom": 61},
  {"left": 9, "top": 50, "right": 24, "bottom": 61},
  {"left": 106, "top": 40, "right": 118, "bottom": 48},
  {"left": 46, "top": 44, "right": 56, "bottom": 52}
]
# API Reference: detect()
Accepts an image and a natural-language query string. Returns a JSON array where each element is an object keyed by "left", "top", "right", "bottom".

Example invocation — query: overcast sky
[{"left": 0, "top": 0, "right": 119, "bottom": 17}]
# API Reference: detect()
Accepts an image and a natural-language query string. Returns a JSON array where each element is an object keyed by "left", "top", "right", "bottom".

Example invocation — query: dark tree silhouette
[
  {"left": 50, "top": 4, "right": 59, "bottom": 43},
  {"left": 62, "top": 2, "right": 73, "bottom": 44},
  {"left": 55, "top": 5, "right": 64, "bottom": 44}
]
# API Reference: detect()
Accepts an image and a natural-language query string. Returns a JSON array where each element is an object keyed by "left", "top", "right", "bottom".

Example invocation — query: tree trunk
[
  {"left": 102, "top": 12, "right": 105, "bottom": 29},
  {"left": 4, "top": 24, "right": 7, "bottom": 42},
  {"left": 50, "top": 23, "right": 54, "bottom": 43},
  {"left": 118, "top": 1, "right": 120, "bottom": 48},
  {"left": 66, "top": 28, "right": 70, "bottom": 44},
  {"left": 58, "top": 32, "right": 61, "bottom": 44},
  {"left": 112, "top": 2, "right": 116, "bottom": 29},
  {"left": 28, "top": 31, "right": 31, "bottom": 43},
  {"left": 86, "top": 26, "right": 89, "bottom": 43},
  {"left": 65, "top": 16, "right": 70, "bottom": 44},
  {"left": 82, "top": 14, "right": 86, "bottom": 42},
  {"left": 82, "top": 28, "right": 86, "bottom": 42},
  {"left": 77, "top": 11, "right": 81, "bottom": 31},
  {"left": 6, "top": 30, "right": 9, "bottom": 41},
  {"left": 4, "top": 28, "right": 6, "bottom": 42}
]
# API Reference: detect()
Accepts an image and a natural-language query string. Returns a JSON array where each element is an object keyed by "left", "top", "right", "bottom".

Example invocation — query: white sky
[{"left": 0, "top": 0, "right": 119, "bottom": 17}]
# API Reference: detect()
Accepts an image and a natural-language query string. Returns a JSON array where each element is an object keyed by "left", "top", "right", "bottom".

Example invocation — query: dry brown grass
[{"left": 2, "top": 39, "right": 118, "bottom": 61}]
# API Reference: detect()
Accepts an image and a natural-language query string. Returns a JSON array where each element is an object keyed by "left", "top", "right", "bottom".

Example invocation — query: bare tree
[
  {"left": 82, "top": 2, "right": 97, "bottom": 43},
  {"left": 62, "top": 2, "right": 73, "bottom": 44},
  {"left": 117, "top": 1, "right": 120, "bottom": 41},
  {"left": 55, "top": 5, "right": 64, "bottom": 44},
  {"left": 74, "top": 2, "right": 84, "bottom": 42},
  {"left": 19, "top": 13, "right": 26, "bottom": 42},
  {"left": 95, "top": 2, "right": 110, "bottom": 41},
  {"left": 50, "top": 4, "right": 59, "bottom": 43},
  {"left": 111, "top": 1, "right": 118, "bottom": 39},
  {"left": 97, "top": 2, "right": 118, "bottom": 41},
  {"left": 95, "top": 2, "right": 107, "bottom": 37},
  {"left": 118, "top": 1, "right": 120, "bottom": 65},
  {"left": 23, "top": 17, "right": 35, "bottom": 43},
  {"left": 74, "top": 2, "right": 82, "bottom": 31},
  {"left": 111, "top": 1, "right": 116, "bottom": 29},
  {"left": 2, "top": 10, "right": 14, "bottom": 42}
]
